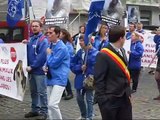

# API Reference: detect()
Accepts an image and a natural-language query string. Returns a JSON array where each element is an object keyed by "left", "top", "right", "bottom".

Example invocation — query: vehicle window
[{"left": 0, "top": 27, "right": 24, "bottom": 43}]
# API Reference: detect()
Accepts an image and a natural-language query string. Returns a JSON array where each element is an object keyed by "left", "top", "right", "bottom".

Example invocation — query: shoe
[
  {"left": 24, "top": 111, "right": 39, "bottom": 118},
  {"left": 64, "top": 94, "right": 73, "bottom": 100},
  {"left": 131, "top": 90, "right": 136, "bottom": 94},
  {"left": 153, "top": 96, "right": 160, "bottom": 100},
  {"left": 36, "top": 114, "right": 47, "bottom": 120}
]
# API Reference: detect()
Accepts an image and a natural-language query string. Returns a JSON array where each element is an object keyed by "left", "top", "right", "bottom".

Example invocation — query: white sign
[
  {"left": 123, "top": 39, "right": 131, "bottom": 60},
  {"left": 0, "top": 43, "right": 28, "bottom": 101},
  {"left": 123, "top": 31, "right": 157, "bottom": 68},
  {"left": 141, "top": 32, "right": 157, "bottom": 68}
]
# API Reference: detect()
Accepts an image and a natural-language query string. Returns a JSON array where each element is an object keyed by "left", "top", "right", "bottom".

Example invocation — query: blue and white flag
[
  {"left": 84, "top": 0, "right": 105, "bottom": 45},
  {"left": 7, "top": 0, "right": 23, "bottom": 27},
  {"left": 84, "top": 0, "right": 124, "bottom": 45}
]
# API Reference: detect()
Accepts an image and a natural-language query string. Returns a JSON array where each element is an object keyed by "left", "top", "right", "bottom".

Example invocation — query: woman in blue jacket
[
  {"left": 91, "top": 22, "right": 109, "bottom": 51},
  {"left": 60, "top": 28, "right": 74, "bottom": 100},
  {"left": 44, "top": 26, "right": 70, "bottom": 119},
  {"left": 128, "top": 32, "right": 144, "bottom": 93},
  {"left": 71, "top": 34, "right": 98, "bottom": 119}
]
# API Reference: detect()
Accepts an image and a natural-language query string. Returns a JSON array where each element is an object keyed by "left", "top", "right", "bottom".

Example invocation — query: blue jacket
[
  {"left": 46, "top": 40, "right": 70, "bottom": 86},
  {"left": 128, "top": 40, "right": 144, "bottom": 70},
  {"left": 66, "top": 42, "right": 74, "bottom": 59},
  {"left": 92, "top": 34, "right": 108, "bottom": 51},
  {"left": 27, "top": 32, "right": 48, "bottom": 75},
  {"left": 71, "top": 47, "right": 98, "bottom": 89},
  {"left": 126, "top": 32, "right": 132, "bottom": 40},
  {"left": 0, "top": 39, "right": 4, "bottom": 43},
  {"left": 154, "top": 35, "right": 160, "bottom": 57}
]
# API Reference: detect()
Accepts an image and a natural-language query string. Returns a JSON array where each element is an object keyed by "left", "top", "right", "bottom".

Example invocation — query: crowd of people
[{"left": 0, "top": 19, "right": 158, "bottom": 120}]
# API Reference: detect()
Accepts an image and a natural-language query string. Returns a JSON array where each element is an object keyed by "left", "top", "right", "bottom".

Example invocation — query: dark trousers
[
  {"left": 65, "top": 78, "right": 73, "bottom": 95},
  {"left": 98, "top": 96, "right": 132, "bottom": 120},
  {"left": 129, "top": 69, "right": 141, "bottom": 90}
]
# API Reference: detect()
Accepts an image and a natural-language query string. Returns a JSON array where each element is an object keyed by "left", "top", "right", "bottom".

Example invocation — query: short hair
[
  {"left": 109, "top": 25, "right": 125, "bottom": 43},
  {"left": 31, "top": 20, "right": 42, "bottom": 27},
  {"left": 129, "top": 22, "right": 136, "bottom": 28},
  {"left": 79, "top": 34, "right": 84, "bottom": 40},
  {"left": 48, "top": 26, "right": 61, "bottom": 36},
  {"left": 137, "top": 22, "right": 143, "bottom": 27}
]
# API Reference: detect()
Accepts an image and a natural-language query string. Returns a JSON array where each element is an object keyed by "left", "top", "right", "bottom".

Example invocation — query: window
[
  {"left": 140, "top": 10, "right": 151, "bottom": 25},
  {"left": 0, "top": 27, "right": 24, "bottom": 43}
]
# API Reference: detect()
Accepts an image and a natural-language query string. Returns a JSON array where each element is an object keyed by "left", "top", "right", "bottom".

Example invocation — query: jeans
[
  {"left": 76, "top": 89, "right": 94, "bottom": 119},
  {"left": 47, "top": 85, "right": 65, "bottom": 120},
  {"left": 29, "top": 74, "right": 48, "bottom": 115}
]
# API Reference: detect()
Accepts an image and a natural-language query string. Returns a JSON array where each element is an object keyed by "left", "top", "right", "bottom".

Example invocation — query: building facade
[{"left": 126, "top": 0, "right": 160, "bottom": 26}]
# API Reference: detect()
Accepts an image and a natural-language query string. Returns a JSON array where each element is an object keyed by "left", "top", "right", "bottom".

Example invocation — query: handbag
[{"left": 83, "top": 74, "right": 95, "bottom": 90}]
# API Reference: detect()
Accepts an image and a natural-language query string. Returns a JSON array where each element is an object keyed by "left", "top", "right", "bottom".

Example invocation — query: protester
[
  {"left": 72, "top": 24, "right": 86, "bottom": 52},
  {"left": 94, "top": 25, "right": 132, "bottom": 120},
  {"left": 128, "top": 32, "right": 144, "bottom": 93},
  {"left": 91, "top": 21, "right": 109, "bottom": 51},
  {"left": 43, "top": 26, "right": 70, "bottom": 119},
  {"left": 23, "top": 20, "right": 48, "bottom": 119},
  {"left": 136, "top": 22, "right": 145, "bottom": 34},
  {"left": 126, "top": 22, "right": 136, "bottom": 40},
  {"left": 71, "top": 34, "right": 98, "bottom": 119},
  {"left": 60, "top": 28, "right": 74, "bottom": 100},
  {"left": 153, "top": 27, "right": 160, "bottom": 100}
]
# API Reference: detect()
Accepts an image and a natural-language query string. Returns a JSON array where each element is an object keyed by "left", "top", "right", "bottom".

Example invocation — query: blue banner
[
  {"left": 84, "top": 0, "right": 105, "bottom": 45},
  {"left": 6, "top": 0, "right": 23, "bottom": 27}
]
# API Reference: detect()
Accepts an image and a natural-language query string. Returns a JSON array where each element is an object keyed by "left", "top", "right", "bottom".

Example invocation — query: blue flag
[
  {"left": 7, "top": 0, "right": 23, "bottom": 27},
  {"left": 84, "top": 0, "right": 105, "bottom": 45}
]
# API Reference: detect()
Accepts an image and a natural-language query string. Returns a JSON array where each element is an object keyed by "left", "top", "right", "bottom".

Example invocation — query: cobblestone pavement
[{"left": 0, "top": 69, "right": 160, "bottom": 119}]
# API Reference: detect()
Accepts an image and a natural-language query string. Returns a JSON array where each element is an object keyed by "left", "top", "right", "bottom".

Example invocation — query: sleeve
[
  {"left": 70, "top": 52, "right": 83, "bottom": 74},
  {"left": 47, "top": 47, "right": 68, "bottom": 69},
  {"left": 153, "top": 35, "right": 158, "bottom": 43},
  {"left": 94, "top": 52, "right": 108, "bottom": 99},
  {"left": 30, "top": 38, "right": 48, "bottom": 69},
  {"left": 131, "top": 43, "right": 144, "bottom": 58}
]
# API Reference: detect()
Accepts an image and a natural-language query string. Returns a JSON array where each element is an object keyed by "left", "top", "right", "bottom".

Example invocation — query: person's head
[
  {"left": 79, "top": 24, "right": 86, "bottom": 34},
  {"left": 79, "top": 34, "right": 92, "bottom": 50},
  {"left": 47, "top": 26, "right": 61, "bottom": 42},
  {"left": 131, "top": 32, "right": 140, "bottom": 42},
  {"left": 99, "top": 21, "right": 109, "bottom": 37},
  {"left": 137, "top": 22, "right": 143, "bottom": 31},
  {"left": 156, "top": 27, "right": 160, "bottom": 35},
  {"left": 60, "top": 28, "right": 72, "bottom": 43},
  {"left": 129, "top": 22, "right": 136, "bottom": 32},
  {"left": 31, "top": 20, "right": 42, "bottom": 35},
  {"left": 109, "top": 25, "right": 126, "bottom": 48}
]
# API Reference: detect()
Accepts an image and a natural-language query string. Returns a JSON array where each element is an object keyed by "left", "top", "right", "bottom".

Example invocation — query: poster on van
[{"left": 0, "top": 43, "right": 27, "bottom": 101}]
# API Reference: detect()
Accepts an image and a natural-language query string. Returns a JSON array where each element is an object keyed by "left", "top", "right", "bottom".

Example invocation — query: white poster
[
  {"left": 128, "top": 6, "right": 139, "bottom": 23},
  {"left": 0, "top": 43, "right": 28, "bottom": 101},
  {"left": 141, "top": 32, "right": 157, "bottom": 68},
  {"left": 45, "top": 0, "right": 70, "bottom": 18},
  {"left": 123, "top": 31, "right": 157, "bottom": 68},
  {"left": 123, "top": 39, "right": 131, "bottom": 60}
]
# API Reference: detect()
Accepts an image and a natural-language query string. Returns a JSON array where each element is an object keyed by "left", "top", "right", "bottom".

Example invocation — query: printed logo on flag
[
  {"left": 8, "top": 0, "right": 21, "bottom": 18},
  {"left": 7, "top": 0, "right": 23, "bottom": 27}
]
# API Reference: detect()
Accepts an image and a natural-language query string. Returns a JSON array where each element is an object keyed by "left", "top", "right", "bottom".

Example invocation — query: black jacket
[{"left": 94, "top": 44, "right": 131, "bottom": 104}]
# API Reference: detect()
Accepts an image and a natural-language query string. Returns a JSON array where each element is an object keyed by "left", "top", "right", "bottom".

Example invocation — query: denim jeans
[
  {"left": 76, "top": 89, "right": 94, "bottom": 119},
  {"left": 47, "top": 85, "right": 65, "bottom": 120},
  {"left": 29, "top": 74, "right": 48, "bottom": 115}
]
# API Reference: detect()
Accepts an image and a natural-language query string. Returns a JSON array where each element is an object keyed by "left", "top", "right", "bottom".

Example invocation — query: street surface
[{"left": 0, "top": 69, "right": 160, "bottom": 119}]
